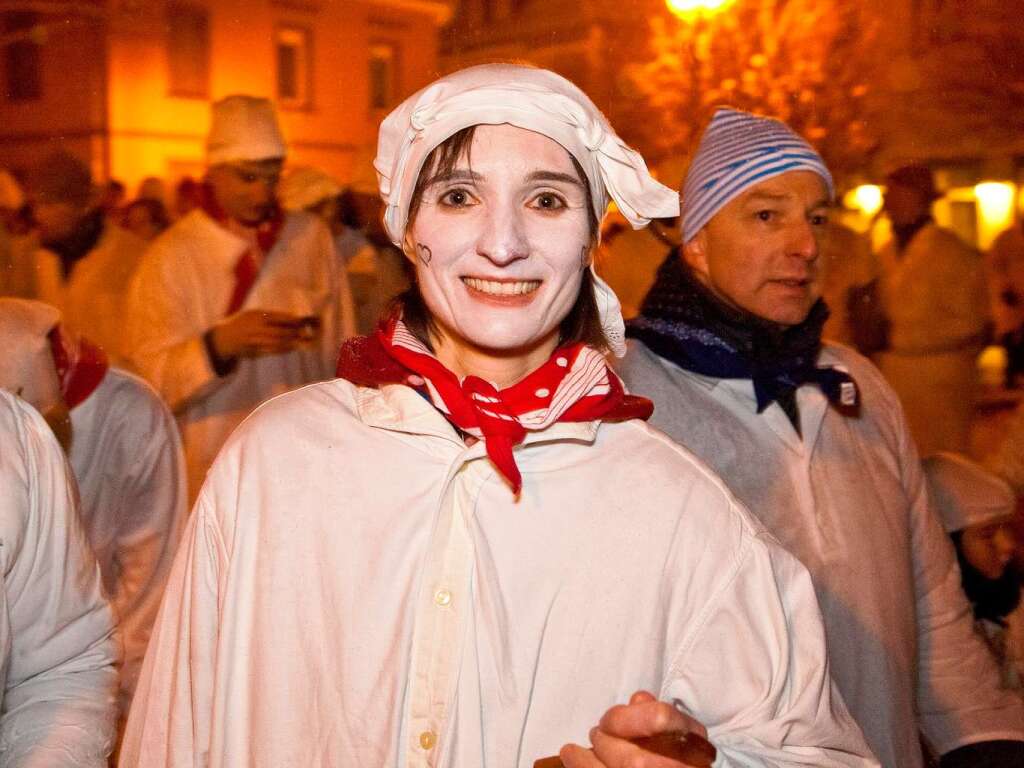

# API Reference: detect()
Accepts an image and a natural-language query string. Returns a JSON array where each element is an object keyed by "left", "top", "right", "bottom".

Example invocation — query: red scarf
[
  {"left": 337, "top": 317, "right": 653, "bottom": 494},
  {"left": 199, "top": 181, "right": 286, "bottom": 314},
  {"left": 47, "top": 325, "right": 109, "bottom": 409}
]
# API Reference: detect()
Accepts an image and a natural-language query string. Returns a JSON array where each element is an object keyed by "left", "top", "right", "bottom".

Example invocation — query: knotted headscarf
[{"left": 373, "top": 64, "right": 680, "bottom": 356}]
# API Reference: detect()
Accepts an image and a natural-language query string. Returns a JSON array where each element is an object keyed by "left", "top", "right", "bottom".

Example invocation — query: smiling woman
[{"left": 119, "top": 64, "right": 879, "bottom": 768}]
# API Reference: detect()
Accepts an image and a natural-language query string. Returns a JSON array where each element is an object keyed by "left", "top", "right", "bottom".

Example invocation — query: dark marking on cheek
[{"left": 415, "top": 243, "right": 432, "bottom": 266}]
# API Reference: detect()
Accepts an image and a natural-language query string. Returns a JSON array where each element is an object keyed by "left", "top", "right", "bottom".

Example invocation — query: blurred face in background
[
  {"left": 207, "top": 158, "right": 284, "bottom": 225},
  {"left": 883, "top": 183, "right": 929, "bottom": 228},
  {"left": 404, "top": 123, "right": 592, "bottom": 378},
  {"left": 962, "top": 518, "right": 1018, "bottom": 581},
  {"left": 34, "top": 199, "right": 86, "bottom": 243},
  {"left": 683, "top": 170, "right": 830, "bottom": 327}
]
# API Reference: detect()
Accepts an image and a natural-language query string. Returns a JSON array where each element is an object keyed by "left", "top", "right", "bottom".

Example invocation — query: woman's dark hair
[
  {"left": 395, "top": 125, "right": 607, "bottom": 353},
  {"left": 952, "top": 530, "right": 1023, "bottom": 624}
]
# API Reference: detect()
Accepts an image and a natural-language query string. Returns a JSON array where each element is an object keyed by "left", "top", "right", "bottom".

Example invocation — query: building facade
[{"left": 0, "top": 0, "right": 451, "bottom": 193}]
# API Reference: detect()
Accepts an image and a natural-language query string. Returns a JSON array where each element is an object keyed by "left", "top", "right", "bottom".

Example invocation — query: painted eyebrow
[
  {"left": 526, "top": 170, "right": 585, "bottom": 187},
  {"left": 422, "top": 169, "right": 483, "bottom": 187}
]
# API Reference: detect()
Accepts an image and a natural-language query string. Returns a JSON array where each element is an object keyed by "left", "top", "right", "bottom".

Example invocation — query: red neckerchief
[
  {"left": 47, "top": 325, "right": 109, "bottom": 409},
  {"left": 199, "top": 181, "right": 286, "bottom": 314},
  {"left": 336, "top": 316, "right": 653, "bottom": 494}
]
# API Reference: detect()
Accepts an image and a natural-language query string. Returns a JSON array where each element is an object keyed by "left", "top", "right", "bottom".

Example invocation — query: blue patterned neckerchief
[{"left": 627, "top": 251, "right": 859, "bottom": 420}]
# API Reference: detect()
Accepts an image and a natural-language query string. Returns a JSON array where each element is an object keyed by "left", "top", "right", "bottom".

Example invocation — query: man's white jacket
[
  {"left": 70, "top": 367, "right": 188, "bottom": 714},
  {"left": 125, "top": 208, "right": 356, "bottom": 497},
  {"left": 618, "top": 339, "right": 1024, "bottom": 768},
  {"left": 120, "top": 378, "right": 877, "bottom": 767},
  {"left": 0, "top": 391, "right": 118, "bottom": 766}
]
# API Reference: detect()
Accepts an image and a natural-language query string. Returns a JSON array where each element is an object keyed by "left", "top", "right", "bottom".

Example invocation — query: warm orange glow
[
  {"left": 975, "top": 181, "right": 1016, "bottom": 250},
  {"left": 843, "top": 185, "right": 884, "bottom": 218},
  {"left": 666, "top": 0, "right": 736, "bottom": 18}
]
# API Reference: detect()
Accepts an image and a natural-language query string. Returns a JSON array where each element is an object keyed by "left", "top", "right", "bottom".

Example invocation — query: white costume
[
  {"left": 122, "top": 66, "right": 875, "bottom": 768},
  {"left": 36, "top": 222, "right": 148, "bottom": 364},
  {"left": 121, "top": 378, "right": 875, "bottom": 767},
  {"left": 618, "top": 340, "right": 1024, "bottom": 767},
  {"left": 70, "top": 368, "right": 188, "bottom": 712},
  {"left": 125, "top": 207, "right": 354, "bottom": 496},
  {"left": 0, "top": 390, "right": 118, "bottom": 766},
  {"left": 0, "top": 298, "right": 188, "bottom": 716},
  {"left": 875, "top": 223, "right": 989, "bottom": 456}
]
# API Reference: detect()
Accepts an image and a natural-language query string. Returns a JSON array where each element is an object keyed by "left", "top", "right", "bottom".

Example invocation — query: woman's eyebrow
[
  {"left": 526, "top": 170, "right": 584, "bottom": 187},
  {"left": 424, "top": 169, "right": 482, "bottom": 187}
]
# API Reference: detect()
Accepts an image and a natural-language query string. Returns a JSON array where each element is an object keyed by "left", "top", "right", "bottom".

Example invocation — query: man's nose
[
  {"left": 476, "top": 206, "right": 529, "bottom": 266},
  {"left": 789, "top": 220, "right": 819, "bottom": 262}
]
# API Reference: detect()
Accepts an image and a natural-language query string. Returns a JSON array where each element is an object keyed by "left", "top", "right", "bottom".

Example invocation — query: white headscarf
[
  {"left": 373, "top": 64, "right": 680, "bottom": 356},
  {"left": 0, "top": 298, "right": 62, "bottom": 413},
  {"left": 923, "top": 452, "right": 1016, "bottom": 533}
]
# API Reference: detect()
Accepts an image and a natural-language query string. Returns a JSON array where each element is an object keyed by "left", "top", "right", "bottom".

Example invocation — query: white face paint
[{"left": 405, "top": 123, "right": 592, "bottom": 379}]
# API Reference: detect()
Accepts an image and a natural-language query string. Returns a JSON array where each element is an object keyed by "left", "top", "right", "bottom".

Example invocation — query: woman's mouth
[{"left": 462, "top": 277, "right": 541, "bottom": 296}]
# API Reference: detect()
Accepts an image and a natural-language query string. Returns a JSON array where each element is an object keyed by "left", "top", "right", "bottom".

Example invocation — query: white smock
[
  {"left": 70, "top": 367, "right": 188, "bottom": 714},
  {"left": 875, "top": 223, "right": 989, "bottom": 456},
  {"left": 120, "top": 378, "right": 877, "bottom": 768},
  {"left": 35, "top": 222, "right": 148, "bottom": 364},
  {"left": 124, "top": 208, "right": 356, "bottom": 497},
  {"left": 618, "top": 340, "right": 1024, "bottom": 767},
  {"left": 0, "top": 390, "right": 118, "bottom": 766}
]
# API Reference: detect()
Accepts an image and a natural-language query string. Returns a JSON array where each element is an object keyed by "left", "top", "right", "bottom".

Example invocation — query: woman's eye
[
  {"left": 533, "top": 193, "right": 566, "bottom": 210},
  {"left": 440, "top": 189, "right": 472, "bottom": 207}
]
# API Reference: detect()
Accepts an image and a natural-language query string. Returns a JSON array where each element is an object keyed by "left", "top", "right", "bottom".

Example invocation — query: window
[
  {"left": 276, "top": 26, "right": 311, "bottom": 108},
  {"left": 3, "top": 12, "right": 42, "bottom": 102},
  {"left": 167, "top": 3, "right": 209, "bottom": 97},
  {"left": 369, "top": 43, "right": 397, "bottom": 110}
]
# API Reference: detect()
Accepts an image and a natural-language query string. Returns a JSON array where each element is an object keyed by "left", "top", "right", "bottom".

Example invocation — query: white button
[
  {"left": 419, "top": 730, "right": 437, "bottom": 750},
  {"left": 535, "top": 388, "right": 550, "bottom": 398},
  {"left": 434, "top": 588, "right": 452, "bottom": 607},
  {"left": 556, "top": 356, "right": 568, "bottom": 367}
]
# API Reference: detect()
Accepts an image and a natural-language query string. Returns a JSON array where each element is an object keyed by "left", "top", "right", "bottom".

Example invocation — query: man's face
[
  {"left": 405, "top": 123, "right": 591, "bottom": 362},
  {"left": 34, "top": 200, "right": 84, "bottom": 243},
  {"left": 207, "top": 158, "right": 284, "bottom": 225},
  {"left": 683, "top": 170, "right": 830, "bottom": 327},
  {"left": 962, "top": 519, "right": 1017, "bottom": 581},
  {"left": 884, "top": 182, "right": 929, "bottom": 228}
]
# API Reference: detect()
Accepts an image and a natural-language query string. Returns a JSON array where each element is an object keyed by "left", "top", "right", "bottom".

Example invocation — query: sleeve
[
  {"left": 124, "top": 245, "right": 227, "bottom": 414},
  {"left": 894, "top": 393, "right": 1024, "bottom": 754},
  {"left": 117, "top": 494, "right": 226, "bottom": 768},
  {"left": 108, "top": 390, "right": 189, "bottom": 714},
  {"left": 0, "top": 400, "right": 118, "bottom": 767},
  {"left": 665, "top": 526, "right": 878, "bottom": 767}
]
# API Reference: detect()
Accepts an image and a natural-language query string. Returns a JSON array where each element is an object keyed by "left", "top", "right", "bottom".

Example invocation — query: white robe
[
  {"left": 875, "top": 223, "right": 989, "bottom": 456},
  {"left": 36, "top": 222, "right": 148, "bottom": 365},
  {"left": 618, "top": 340, "right": 1024, "bottom": 767},
  {"left": 69, "top": 367, "right": 188, "bottom": 714},
  {"left": 120, "top": 378, "right": 877, "bottom": 768},
  {"left": 124, "top": 208, "right": 356, "bottom": 497},
  {"left": 0, "top": 391, "right": 118, "bottom": 766}
]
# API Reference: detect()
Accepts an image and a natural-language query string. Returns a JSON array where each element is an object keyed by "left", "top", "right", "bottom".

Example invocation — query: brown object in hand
[{"left": 534, "top": 730, "right": 717, "bottom": 767}]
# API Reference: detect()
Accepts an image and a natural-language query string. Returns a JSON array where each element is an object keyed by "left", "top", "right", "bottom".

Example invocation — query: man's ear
[{"left": 681, "top": 229, "right": 710, "bottom": 279}]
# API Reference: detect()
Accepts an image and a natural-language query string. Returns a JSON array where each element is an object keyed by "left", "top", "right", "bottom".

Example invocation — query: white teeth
[{"left": 463, "top": 278, "right": 540, "bottom": 296}]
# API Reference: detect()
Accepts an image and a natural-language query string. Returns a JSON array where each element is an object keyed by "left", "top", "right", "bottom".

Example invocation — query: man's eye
[
  {"left": 440, "top": 189, "right": 472, "bottom": 207},
  {"left": 810, "top": 213, "right": 830, "bottom": 227},
  {"left": 755, "top": 210, "right": 775, "bottom": 222},
  {"left": 242, "top": 174, "right": 259, "bottom": 184},
  {"left": 533, "top": 193, "right": 566, "bottom": 210}
]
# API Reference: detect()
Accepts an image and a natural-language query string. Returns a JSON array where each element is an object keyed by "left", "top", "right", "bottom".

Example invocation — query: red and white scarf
[
  {"left": 337, "top": 317, "right": 653, "bottom": 494},
  {"left": 47, "top": 324, "right": 109, "bottom": 409},
  {"left": 199, "top": 181, "right": 285, "bottom": 314}
]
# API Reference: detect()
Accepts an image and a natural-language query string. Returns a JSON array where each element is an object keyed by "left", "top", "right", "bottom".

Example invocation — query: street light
[{"left": 666, "top": 0, "right": 736, "bottom": 19}]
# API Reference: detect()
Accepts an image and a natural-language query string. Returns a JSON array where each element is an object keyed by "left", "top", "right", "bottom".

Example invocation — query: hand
[
  {"left": 209, "top": 310, "right": 319, "bottom": 359},
  {"left": 560, "top": 691, "right": 709, "bottom": 768}
]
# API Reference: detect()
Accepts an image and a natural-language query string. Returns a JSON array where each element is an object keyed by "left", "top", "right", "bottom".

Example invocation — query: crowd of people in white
[{"left": 0, "top": 65, "right": 1023, "bottom": 767}]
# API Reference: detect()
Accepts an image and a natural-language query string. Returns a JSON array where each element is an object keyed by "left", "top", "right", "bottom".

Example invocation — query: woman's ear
[{"left": 401, "top": 232, "right": 418, "bottom": 265}]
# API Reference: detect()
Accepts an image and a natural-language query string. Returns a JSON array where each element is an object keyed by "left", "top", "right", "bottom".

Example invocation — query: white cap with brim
[
  {"left": 373, "top": 64, "right": 680, "bottom": 356},
  {"left": 280, "top": 166, "right": 341, "bottom": 212},
  {"left": 206, "top": 95, "right": 287, "bottom": 166},
  {"left": 681, "top": 108, "right": 834, "bottom": 244},
  {"left": 923, "top": 451, "right": 1016, "bottom": 533},
  {"left": 0, "top": 298, "right": 62, "bottom": 414}
]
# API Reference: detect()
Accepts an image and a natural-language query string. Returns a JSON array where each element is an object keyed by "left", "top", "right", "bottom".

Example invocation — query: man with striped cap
[{"left": 617, "top": 108, "right": 1024, "bottom": 767}]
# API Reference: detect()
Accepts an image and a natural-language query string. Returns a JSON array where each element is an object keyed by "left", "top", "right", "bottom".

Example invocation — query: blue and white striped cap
[{"left": 681, "top": 108, "right": 834, "bottom": 244}]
